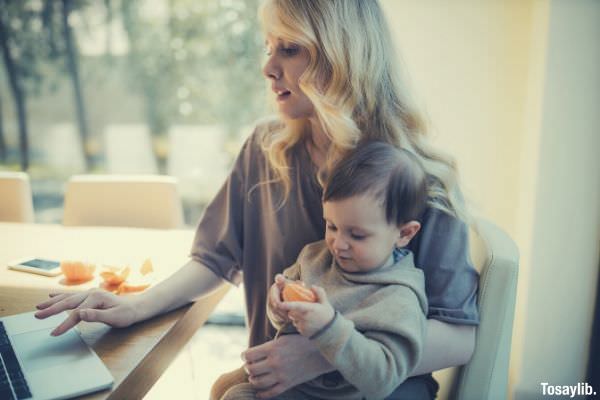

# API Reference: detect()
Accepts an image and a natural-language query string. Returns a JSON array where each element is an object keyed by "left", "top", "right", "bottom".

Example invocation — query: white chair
[
  {"left": 0, "top": 171, "right": 35, "bottom": 223},
  {"left": 63, "top": 175, "right": 184, "bottom": 229},
  {"left": 433, "top": 218, "right": 519, "bottom": 400}
]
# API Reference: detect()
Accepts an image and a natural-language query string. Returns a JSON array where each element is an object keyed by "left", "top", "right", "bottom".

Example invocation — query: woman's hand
[
  {"left": 279, "top": 286, "right": 334, "bottom": 337},
  {"left": 34, "top": 289, "right": 141, "bottom": 336},
  {"left": 267, "top": 274, "right": 291, "bottom": 325},
  {"left": 242, "top": 334, "right": 335, "bottom": 399}
]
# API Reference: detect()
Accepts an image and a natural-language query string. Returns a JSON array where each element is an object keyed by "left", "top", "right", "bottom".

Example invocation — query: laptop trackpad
[{"left": 11, "top": 328, "right": 90, "bottom": 371}]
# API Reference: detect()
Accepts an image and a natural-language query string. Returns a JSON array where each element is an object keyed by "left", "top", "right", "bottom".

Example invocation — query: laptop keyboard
[{"left": 0, "top": 322, "right": 32, "bottom": 399}]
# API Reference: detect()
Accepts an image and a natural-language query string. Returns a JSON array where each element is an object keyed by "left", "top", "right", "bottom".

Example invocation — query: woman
[{"left": 36, "top": 1, "right": 479, "bottom": 399}]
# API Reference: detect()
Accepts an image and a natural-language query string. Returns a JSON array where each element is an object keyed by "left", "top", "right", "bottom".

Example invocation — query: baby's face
[{"left": 323, "top": 194, "right": 401, "bottom": 273}]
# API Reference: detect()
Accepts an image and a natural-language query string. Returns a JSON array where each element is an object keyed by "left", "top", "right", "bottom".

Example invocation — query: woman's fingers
[
  {"left": 242, "top": 340, "right": 271, "bottom": 363},
  {"left": 79, "top": 303, "right": 134, "bottom": 328},
  {"left": 243, "top": 358, "right": 270, "bottom": 378},
  {"left": 248, "top": 371, "right": 278, "bottom": 389},
  {"left": 34, "top": 292, "right": 88, "bottom": 319},
  {"left": 48, "top": 292, "right": 102, "bottom": 335},
  {"left": 36, "top": 293, "right": 70, "bottom": 310},
  {"left": 50, "top": 309, "right": 82, "bottom": 336},
  {"left": 79, "top": 308, "right": 109, "bottom": 324}
]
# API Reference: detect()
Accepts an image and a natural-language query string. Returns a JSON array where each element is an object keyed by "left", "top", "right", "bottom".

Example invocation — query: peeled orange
[
  {"left": 282, "top": 281, "right": 317, "bottom": 303},
  {"left": 61, "top": 260, "right": 96, "bottom": 283}
]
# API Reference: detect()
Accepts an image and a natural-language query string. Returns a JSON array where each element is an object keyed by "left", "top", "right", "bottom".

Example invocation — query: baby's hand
[
  {"left": 267, "top": 274, "right": 290, "bottom": 324},
  {"left": 279, "top": 286, "right": 335, "bottom": 338}
]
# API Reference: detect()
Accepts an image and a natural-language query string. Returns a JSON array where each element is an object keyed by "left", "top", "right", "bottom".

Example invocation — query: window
[{"left": 0, "top": 0, "right": 265, "bottom": 226}]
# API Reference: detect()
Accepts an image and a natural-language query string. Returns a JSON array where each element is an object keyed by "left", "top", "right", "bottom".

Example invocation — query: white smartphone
[{"left": 8, "top": 257, "right": 62, "bottom": 277}]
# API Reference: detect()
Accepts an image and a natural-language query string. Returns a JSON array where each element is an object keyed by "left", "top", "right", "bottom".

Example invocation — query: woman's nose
[{"left": 262, "top": 56, "right": 281, "bottom": 80}]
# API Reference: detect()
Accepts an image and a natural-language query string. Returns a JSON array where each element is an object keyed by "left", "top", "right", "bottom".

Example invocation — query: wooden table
[{"left": 0, "top": 223, "right": 229, "bottom": 399}]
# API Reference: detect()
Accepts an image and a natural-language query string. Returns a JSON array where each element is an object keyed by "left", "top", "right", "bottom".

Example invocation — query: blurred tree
[
  {"left": 1, "top": 0, "right": 266, "bottom": 172},
  {"left": 60, "top": 0, "right": 92, "bottom": 170},
  {"left": 0, "top": 0, "right": 34, "bottom": 170},
  {"left": 0, "top": 91, "right": 5, "bottom": 162},
  {"left": 117, "top": 0, "right": 265, "bottom": 167},
  {"left": 121, "top": 0, "right": 177, "bottom": 172},
  {"left": 168, "top": 0, "right": 265, "bottom": 139},
  {"left": 104, "top": 0, "right": 113, "bottom": 63},
  {"left": 0, "top": 0, "right": 94, "bottom": 171}
]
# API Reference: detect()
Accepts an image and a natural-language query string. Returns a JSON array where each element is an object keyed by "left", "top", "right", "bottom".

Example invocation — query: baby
[{"left": 223, "top": 141, "right": 428, "bottom": 400}]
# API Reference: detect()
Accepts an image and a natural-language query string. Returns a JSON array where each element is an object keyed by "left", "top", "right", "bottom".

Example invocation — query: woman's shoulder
[
  {"left": 235, "top": 116, "right": 284, "bottom": 162},
  {"left": 249, "top": 115, "right": 285, "bottom": 144}
]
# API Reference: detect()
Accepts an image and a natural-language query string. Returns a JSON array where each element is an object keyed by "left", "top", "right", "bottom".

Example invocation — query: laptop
[{"left": 0, "top": 311, "right": 113, "bottom": 400}]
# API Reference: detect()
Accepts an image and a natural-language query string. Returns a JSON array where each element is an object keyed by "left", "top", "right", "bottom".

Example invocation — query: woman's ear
[{"left": 396, "top": 221, "right": 421, "bottom": 248}]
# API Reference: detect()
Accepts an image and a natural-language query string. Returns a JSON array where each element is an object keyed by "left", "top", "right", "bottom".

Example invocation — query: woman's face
[{"left": 263, "top": 34, "right": 315, "bottom": 120}]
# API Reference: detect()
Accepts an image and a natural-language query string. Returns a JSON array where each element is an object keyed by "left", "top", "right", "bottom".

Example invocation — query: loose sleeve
[
  {"left": 409, "top": 206, "right": 480, "bottom": 325},
  {"left": 189, "top": 138, "right": 251, "bottom": 285}
]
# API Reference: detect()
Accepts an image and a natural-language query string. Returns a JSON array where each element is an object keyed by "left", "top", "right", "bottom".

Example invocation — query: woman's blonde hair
[{"left": 258, "top": 0, "right": 469, "bottom": 222}]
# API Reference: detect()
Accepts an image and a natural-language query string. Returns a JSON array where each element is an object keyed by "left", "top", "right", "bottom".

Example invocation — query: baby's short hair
[{"left": 323, "top": 141, "right": 428, "bottom": 225}]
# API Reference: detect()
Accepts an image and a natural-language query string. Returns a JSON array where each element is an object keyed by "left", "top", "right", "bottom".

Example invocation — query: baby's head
[{"left": 322, "top": 141, "right": 427, "bottom": 272}]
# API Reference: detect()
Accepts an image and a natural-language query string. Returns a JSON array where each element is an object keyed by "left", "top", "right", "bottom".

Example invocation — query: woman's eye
[
  {"left": 327, "top": 224, "right": 337, "bottom": 232},
  {"left": 279, "top": 46, "right": 299, "bottom": 57}
]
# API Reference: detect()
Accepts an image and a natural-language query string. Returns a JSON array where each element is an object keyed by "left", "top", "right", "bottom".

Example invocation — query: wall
[
  {"left": 380, "top": 0, "right": 600, "bottom": 398},
  {"left": 512, "top": 1, "right": 600, "bottom": 398},
  {"left": 380, "top": 0, "right": 535, "bottom": 237}
]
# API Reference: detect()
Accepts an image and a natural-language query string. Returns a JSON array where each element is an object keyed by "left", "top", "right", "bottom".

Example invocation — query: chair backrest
[
  {"left": 0, "top": 171, "right": 35, "bottom": 223},
  {"left": 433, "top": 218, "right": 519, "bottom": 400},
  {"left": 63, "top": 174, "right": 184, "bottom": 229}
]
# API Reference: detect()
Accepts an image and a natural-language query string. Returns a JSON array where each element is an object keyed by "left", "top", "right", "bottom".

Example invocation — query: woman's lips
[{"left": 275, "top": 90, "right": 291, "bottom": 102}]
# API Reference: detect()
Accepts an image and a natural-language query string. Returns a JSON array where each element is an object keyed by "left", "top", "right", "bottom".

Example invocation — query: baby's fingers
[{"left": 312, "top": 286, "right": 329, "bottom": 304}]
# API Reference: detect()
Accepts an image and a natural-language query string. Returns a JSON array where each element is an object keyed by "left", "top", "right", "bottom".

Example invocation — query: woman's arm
[
  {"left": 35, "top": 259, "right": 225, "bottom": 334},
  {"left": 410, "top": 319, "right": 476, "bottom": 376},
  {"left": 136, "top": 259, "right": 226, "bottom": 320}
]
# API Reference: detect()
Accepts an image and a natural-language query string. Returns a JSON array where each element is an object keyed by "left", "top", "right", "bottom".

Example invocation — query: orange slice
[
  {"left": 116, "top": 282, "right": 151, "bottom": 294},
  {"left": 282, "top": 281, "right": 317, "bottom": 303}
]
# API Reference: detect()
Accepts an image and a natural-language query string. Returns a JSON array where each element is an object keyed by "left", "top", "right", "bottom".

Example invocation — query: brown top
[{"left": 191, "top": 119, "right": 479, "bottom": 347}]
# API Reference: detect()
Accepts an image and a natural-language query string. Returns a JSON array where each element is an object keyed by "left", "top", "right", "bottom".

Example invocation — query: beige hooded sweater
[{"left": 268, "top": 240, "right": 428, "bottom": 400}]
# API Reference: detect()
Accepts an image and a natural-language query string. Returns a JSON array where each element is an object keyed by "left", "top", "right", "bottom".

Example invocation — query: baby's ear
[{"left": 396, "top": 221, "right": 421, "bottom": 248}]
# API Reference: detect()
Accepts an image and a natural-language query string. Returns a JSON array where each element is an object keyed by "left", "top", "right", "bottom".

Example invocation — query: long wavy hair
[{"left": 258, "top": 0, "right": 468, "bottom": 222}]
